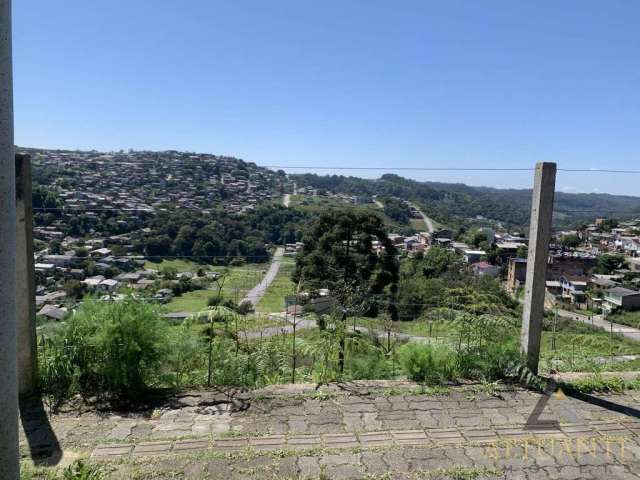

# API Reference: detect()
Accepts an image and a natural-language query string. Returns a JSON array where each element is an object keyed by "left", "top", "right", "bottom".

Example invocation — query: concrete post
[
  {"left": 520, "top": 162, "right": 556, "bottom": 374},
  {"left": 16, "top": 154, "right": 38, "bottom": 396},
  {"left": 0, "top": 0, "right": 19, "bottom": 477}
]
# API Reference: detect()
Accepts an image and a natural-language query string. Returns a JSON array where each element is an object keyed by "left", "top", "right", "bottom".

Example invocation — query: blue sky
[{"left": 13, "top": 1, "right": 640, "bottom": 195}]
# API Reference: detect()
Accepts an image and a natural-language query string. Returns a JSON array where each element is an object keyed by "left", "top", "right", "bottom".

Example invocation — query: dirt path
[
  {"left": 241, "top": 248, "right": 283, "bottom": 306},
  {"left": 407, "top": 201, "right": 435, "bottom": 233}
]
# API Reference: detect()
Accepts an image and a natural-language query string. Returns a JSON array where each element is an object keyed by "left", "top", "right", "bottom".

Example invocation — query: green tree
[
  {"left": 63, "top": 279, "right": 87, "bottom": 300},
  {"left": 560, "top": 234, "right": 581, "bottom": 249},
  {"left": 516, "top": 245, "right": 528, "bottom": 259},
  {"left": 421, "top": 246, "right": 459, "bottom": 278},
  {"left": 294, "top": 209, "right": 399, "bottom": 372},
  {"left": 594, "top": 254, "right": 628, "bottom": 274},
  {"left": 294, "top": 209, "right": 399, "bottom": 295}
]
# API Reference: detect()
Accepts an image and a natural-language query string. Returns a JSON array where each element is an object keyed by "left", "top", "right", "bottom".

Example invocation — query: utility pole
[
  {"left": 0, "top": 0, "right": 19, "bottom": 477},
  {"left": 520, "top": 162, "right": 556, "bottom": 374}
]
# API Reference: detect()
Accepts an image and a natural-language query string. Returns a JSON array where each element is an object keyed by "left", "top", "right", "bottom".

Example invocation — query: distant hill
[{"left": 291, "top": 173, "right": 640, "bottom": 230}]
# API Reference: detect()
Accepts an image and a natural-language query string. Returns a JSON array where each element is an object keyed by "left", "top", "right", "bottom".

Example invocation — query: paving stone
[
  {"left": 286, "top": 435, "right": 322, "bottom": 450},
  {"left": 275, "top": 456, "right": 299, "bottom": 478},
  {"left": 428, "top": 428, "right": 464, "bottom": 444},
  {"left": 462, "top": 427, "right": 499, "bottom": 443},
  {"left": 390, "top": 429, "right": 429, "bottom": 445},
  {"left": 319, "top": 453, "right": 360, "bottom": 467},
  {"left": 174, "top": 439, "right": 209, "bottom": 452},
  {"left": 324, "top": 464, "right": 364, "bottom": 480},
  {"left": 192, "top": 422, "right": 212, "bottom": 434},
  {"left": 133, "top": 441, "right": 173, "bottom": 456},
  {"left": 495, "top": 427, "right": 535, "bottom": 439},
  {"left": 154, "top": 422, "right": 192, "bottom": 432},
  {"left": 561, "top": 424, "right": 596, "bottom": 437},
  {"left": 91, "top": 444, "right": 134, "bottom": 458},
  {"left": 323, "top": 433, "right": 360, "bottom": 448},
  {"left": 249, "top": 435, "right": 286, "bottom": 450},
  {"left": 360, "top": 451, "right": 387, "bottom": 474},
  {"left": 205, "top": 459, "right": 233, "bottom": 478},
  {"left": 149, "top": 428, "right": 192, "bottom": 439},
  {"left": 382, "top": 450, "right": 411, "bottom": 473},
  {"left": 297, "top": 456, "right": 321, "bottom": 479},
  {"left": 213, "top": 438, "right": 249, "bottom": 451},
  {"left": 593, "top": 422, "right": 629, "bottom": 434},
  {"left": 359, "top": 431, "right": 393, "bottom": 447},
  {"left": 107, "top": 421, "right": 136, "bottom": 440},
  {"left": 183, "top": 461, "right": 207, "bottom": 480}
]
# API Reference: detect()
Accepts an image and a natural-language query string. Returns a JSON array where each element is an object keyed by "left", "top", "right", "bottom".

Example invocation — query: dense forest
[{"left": 292, "top": 173, "right": 640, "bottom": 229}]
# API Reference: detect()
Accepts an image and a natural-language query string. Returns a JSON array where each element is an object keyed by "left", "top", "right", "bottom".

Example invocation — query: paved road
[
  {"left": 243, "top": 317, "right": 317, "bottom": 340},
  {"left": 556, "top": 308, "right": 640, "bottom": 341},
  {"left": 241, "top": 248, "right": 283, "bottom": 306},
  {"left": 243, "top": 314, "right": 437, "bottom": 345},
  {"left": 407, "top": 201, "right": 435, "bottom": 233}
]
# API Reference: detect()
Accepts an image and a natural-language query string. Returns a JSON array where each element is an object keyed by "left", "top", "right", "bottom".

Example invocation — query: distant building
[
  {"left": 603, "top": 287, "right": 640, "bottom": 312},
  {"left": 37, "top": 304, "right": 68, "bottom": 321},
  {"left": 42, "top": 254, "right": 74, "bottom": 267},
  {"left": 463, "top": 249, "right": 485, "bottom": 264},
  {"left": 559, "top": 275, "right": 589, "bottom": 305},
  {"left": 472, "top": 261, "right": 499, "bottom": 277},
  {"left": 507, "top": 258, "right": 527, "bottom": 292}
]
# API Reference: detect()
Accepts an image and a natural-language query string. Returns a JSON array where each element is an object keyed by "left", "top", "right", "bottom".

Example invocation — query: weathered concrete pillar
[
  {"left": 16, "top": 154, "right": 38, "bottom": 396},
  {"left": 520, "top": 162, "right": 556, "bottom": 374},
  {"left": 0, "top": 0, "right": 19, "bottom": 477}
]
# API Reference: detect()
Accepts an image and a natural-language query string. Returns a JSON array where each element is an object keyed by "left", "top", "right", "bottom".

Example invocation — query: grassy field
[
  {"left": 256, "top": 257, "right": 296, "bottom": 313},
  {"left": 289, "top": 195, "right": 416, "bottom": 233},
  {"left": 164, "top": 264, "right": 268, "bottom": 313},
  {"left": 410, "top": 218, "right": 427, "bottom": 231},
  {"left": 609, "top": 310, "right": 640, "bottom": 329},
  {"left": 353, "top": 313, "right": 640, "bottom": 373},
  {"left": 144, "top": 258, "right": 211, "bottom": 273},
  {"left": 172, "top": 312, "right": 289, "bottom": 333},
  {"left": 165, "top": 289, "right": 212, "bottom": 313}
]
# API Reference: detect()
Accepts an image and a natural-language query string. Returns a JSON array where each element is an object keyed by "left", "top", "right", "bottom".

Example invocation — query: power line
[
  {"left": 31, "top": 158, "right": 640, "bottom": 174},
  {"left": 34, "top": 161, "right": 537, "bottom": 172},
  {"left": 34, "top": 207, "right": 156, "bottom": 213},
  {"left": 557, "top": 168, "right": 640, "bottom": 174}
]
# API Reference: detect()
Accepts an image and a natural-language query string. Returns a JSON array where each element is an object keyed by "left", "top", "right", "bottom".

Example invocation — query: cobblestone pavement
[{"left": 19, "top": 381, "right": 640, "bottom": 478}]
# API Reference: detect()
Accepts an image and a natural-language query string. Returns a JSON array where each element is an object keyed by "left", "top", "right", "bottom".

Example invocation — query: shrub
[
  {"left": 207, "top": 294, "right": 237, "bottom": 310},
  {"left": 399, "top": 342, "right": 458, "bottom": 384},
  {"left": 61, "top": 461, "right": 104, "bottom": 480},
  {"left": 87, "top": 299, "right": 168, "bottom": 395},
  {"left": 457, "top": 338, "right": 521, "bottom": 381},
  {"left": 40, "top": 297, "right": 169, "bottom": 400},
  {"left": 236, "top": 300, "right": 255, "bottom": 315},
  {"left": 38, "top": 336, "right": 75, "bottom": 410},
  {"left": 348, "top": 348, "right": 391, "bottom": 380},
  {"left": 165, "top": 318, "right": 205, "bottom": 389}
]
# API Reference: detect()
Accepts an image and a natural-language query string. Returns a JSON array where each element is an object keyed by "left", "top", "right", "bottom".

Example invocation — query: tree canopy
[{"left": 294, "top": 209, "right": 399, "bottom": 299}]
